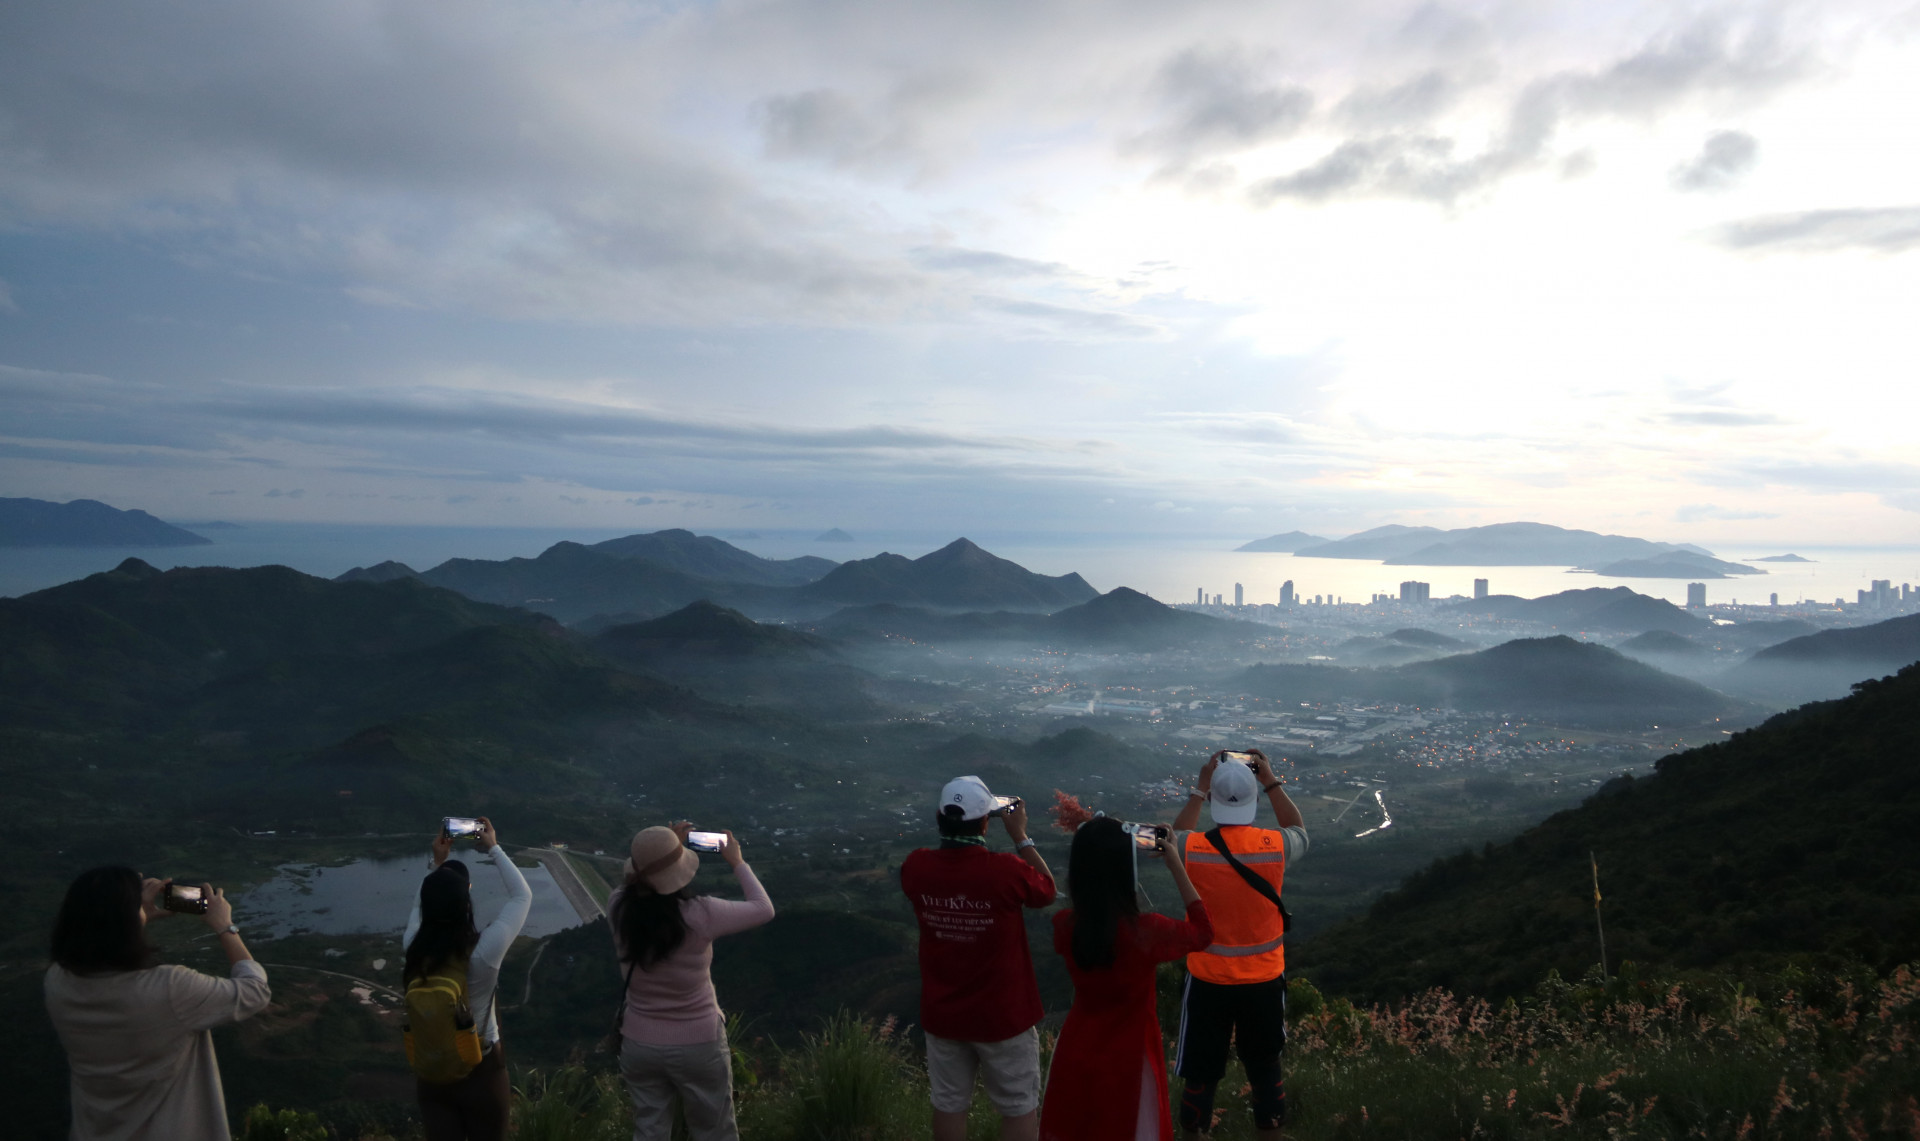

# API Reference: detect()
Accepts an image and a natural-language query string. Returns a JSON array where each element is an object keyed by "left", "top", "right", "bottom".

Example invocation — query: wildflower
[
  {"left": 1771, "top": 1075, "right": 1797, "bottom": 1126},
  {"left": 1050, "top": 790, "right": 1093, "bottom": 833}
]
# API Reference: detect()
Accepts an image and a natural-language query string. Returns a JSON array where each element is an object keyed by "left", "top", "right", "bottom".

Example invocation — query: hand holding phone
[
  {"left": 1122, "top": 822, "right": 1171, "bottom": 852},
  {"left": 162, "top": 882, "right": 209, "bottom": 914},
  {"left": 443, "top": 816, "right": 483, "bottom": 838},
  {"left": 1221, "top": 751, "right": 1257, "bottom": 767},
  {"left": 685, "top": 830, "right": 728, "bottom": 853}
]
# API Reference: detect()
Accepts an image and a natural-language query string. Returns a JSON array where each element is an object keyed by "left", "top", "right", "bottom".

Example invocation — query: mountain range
[
  {"left": 818, "top": 586, "right": 1255, "bottom": 650},
  {"left": 341, "top": 534, "right": 1094, "bottom": 625},
  {"left": 0, "top": 497, "right": 210, "bottom": 548},
  {"left": 1719, "top": 613, "right": 1920, "bottom": 706},
  {"left": 1239, "top": 636, "right": 1755, "bottom": 727},
  {"left": 1442, "top": 586, "right": 1705, "bottom": 634},
  {"left": 1293, "top": 522, "right": 1715, "bottom": 567},
  {"left": 1291, "top": 661, "right": 1920, "bottom": 1001}
]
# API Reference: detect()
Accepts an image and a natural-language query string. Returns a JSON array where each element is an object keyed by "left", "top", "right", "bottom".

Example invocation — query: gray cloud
[
  {"left": 1709, "top": 207, "right": 1920, "bottom": 254},
  {"left": 1334, "top": 70, "right": 1468, "bottom": 129},
  {"left": 912, "top": 247, "right": 1072, "bottom": 279},
  {"left": 1252, "top": 16, "right": 1805, "bottom": 206},
  {"left": 1670, "top": 130, "right": 1758, "bottom": 191},
  {"left": 1126, "top": 47, "right": 1313, "bottom": 175},
  {"left": 972, "top": 298, "right": 1161, "bottom": 339},
  {"left": 758, "top": 88, "right": 921, "bottom": 172},
  {"left": 1665, "top": 409, "right": 1781, "bottom": 427}
]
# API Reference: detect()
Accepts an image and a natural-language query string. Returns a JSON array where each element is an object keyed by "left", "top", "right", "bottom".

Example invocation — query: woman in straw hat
[{"left": 610, "top": 822, "right": 774, "bottom": 1141}]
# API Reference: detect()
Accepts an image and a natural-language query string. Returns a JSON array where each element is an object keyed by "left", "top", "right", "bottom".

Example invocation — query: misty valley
[{"left": 4, "top": 522, "right": 1918, "bottom": 1139}]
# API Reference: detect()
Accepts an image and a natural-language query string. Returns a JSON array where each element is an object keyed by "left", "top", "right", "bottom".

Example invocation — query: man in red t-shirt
[{"left": 901, "top": 775, "right": 1057, "bottom": 1141}]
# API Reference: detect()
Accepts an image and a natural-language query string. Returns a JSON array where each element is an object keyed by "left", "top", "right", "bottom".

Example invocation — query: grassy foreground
[{"left": 239, "top": 962, "right": 1918, "bottom": 1141}]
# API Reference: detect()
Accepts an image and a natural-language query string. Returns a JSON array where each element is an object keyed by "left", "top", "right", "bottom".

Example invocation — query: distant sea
[{"left": 3, "top": 522, "right": 1916, "bottom": 610}]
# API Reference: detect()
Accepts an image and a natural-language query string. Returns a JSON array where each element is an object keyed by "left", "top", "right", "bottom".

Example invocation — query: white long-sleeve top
[
  {"left": 404, "top": 846, "right": 532, "bottom": 1046},
  {"left": 45, "top": 958, "right": 271, "bottom": 1141}
]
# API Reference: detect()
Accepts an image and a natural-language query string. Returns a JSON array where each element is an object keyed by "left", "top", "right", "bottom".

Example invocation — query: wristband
[
  {"left": 1262, "top": 780, "right": 1283, "bottom": 792},
  {"left": 1015, "top": 837, "right": 1036, "bottom": 851}
]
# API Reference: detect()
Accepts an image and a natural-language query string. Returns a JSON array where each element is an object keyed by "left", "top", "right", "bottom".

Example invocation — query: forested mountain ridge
[
  {"left": 1240, "top": 635, "right": 1752, "bottom": 727},
  {"left": 797, "top": 538, "right": 1097, "bottom": 610},
  {"left": 1290, "top": 662, "right": 1920, "bottom": 1002}
]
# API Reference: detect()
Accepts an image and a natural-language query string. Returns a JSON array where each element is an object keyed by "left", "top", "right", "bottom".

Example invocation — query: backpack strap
[{"left": 1202, "top": 827, "right": 1292, "bottom": 934}]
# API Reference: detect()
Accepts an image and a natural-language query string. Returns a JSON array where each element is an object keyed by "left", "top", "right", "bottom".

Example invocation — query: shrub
[
  {"left": 749, "top": 1010, "right": 926, "bottom": 1141},
  {"left": 235, "top": 1103, "right": 330, "bottom": 1141},
  {"left": 512, "top": 1065, "right": 629, "bottom": 1141}
]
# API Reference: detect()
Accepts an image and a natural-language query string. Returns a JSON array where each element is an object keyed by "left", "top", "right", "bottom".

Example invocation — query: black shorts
[{"left": 1172, "top": 974, "right": 1287, "bottom": 1085}]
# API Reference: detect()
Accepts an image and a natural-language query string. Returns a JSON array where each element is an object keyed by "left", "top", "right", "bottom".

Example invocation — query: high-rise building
[
  {"left": 1399, "top": 581, "right": 1430, "bottom": 604},
  {"left": 1234, "top": 583, "right": 1244, "bottom": 607},
  {"left": 1196, "top": 587, "right": 1204, "bottom": 605},
  {"left": 1279, "top": 580, "right": 1295, "bottom": 606},
  {"left": 1473, "top": 578, "right": 1489, "bottom": 600},
  {"left": 1770, "top": 593, "right": 1778, "bottom": 607},
  {"left": 1686, "top": 582, "right": 1707, "bottom": 609}
]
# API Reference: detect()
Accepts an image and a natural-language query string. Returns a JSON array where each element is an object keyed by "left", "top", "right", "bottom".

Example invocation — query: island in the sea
[
  {"left": 0, "top": 497, "right": 211, "bottom": 548},
  {"left": 1234, "top": 531, "right": 1329, "bottom": 553}
]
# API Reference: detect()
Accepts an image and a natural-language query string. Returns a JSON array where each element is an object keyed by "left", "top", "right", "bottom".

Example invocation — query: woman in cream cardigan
[{"left": 44, "top": 866, "right": 271, "bottom": 1141}]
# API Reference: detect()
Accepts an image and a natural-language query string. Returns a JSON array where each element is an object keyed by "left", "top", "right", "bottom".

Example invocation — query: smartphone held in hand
[
  {"left": 1221, "top": 751, "right": 1257, "bottom": 766},
  {"left": 443, "top": 816, "right": 483, "bottom": 838},
  {"left": 1122, "top": 822, "right": 1170, "bottom": 851},
  {"left": 162, "top": 883, "right": 209, "bottom": 914},
  {"left": 685, "top": 830, "right": 728, "bottom": 852},
  {"left": 989, "top": 795, "right": 1022, "bottom": 817}
]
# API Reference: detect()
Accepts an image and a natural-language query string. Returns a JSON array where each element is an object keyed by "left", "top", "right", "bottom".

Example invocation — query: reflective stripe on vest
[
  {"left": 1202, "top": 933, "right": 1285, "bottom": 957},
  {"left": 1184, "top": 827, "right": 1287, "bottom": 984}
]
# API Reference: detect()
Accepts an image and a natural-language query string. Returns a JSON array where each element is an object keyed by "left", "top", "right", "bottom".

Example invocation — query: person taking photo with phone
[
  {"left": 900, "top": 776, "right": 1056, "bottom": 1141},
  {"left": 1168, "top": 750, "right": 1308, "bottom": 1140},
  {"left": 609, "top": 821, "right": 774, "bottom": 1141},
  {"left": 45, "top": 867, "right": 270, "bottom": 1140},
  {"left": 1039, "top": 817, "right": 1212, "bottom": 1141},
  {"left": 403, "top": 816, "right": 530, "bottom": 1141}
]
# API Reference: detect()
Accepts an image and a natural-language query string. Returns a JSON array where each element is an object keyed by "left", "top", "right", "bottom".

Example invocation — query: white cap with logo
[
  {"left": 938, "top": 775, "right": 998, "bottom": 821},
  {"left": 1209, "top": 760, "right": 1260, "bottom": 826}
]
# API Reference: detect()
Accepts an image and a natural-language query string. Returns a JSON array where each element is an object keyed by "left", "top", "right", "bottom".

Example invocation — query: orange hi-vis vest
[{"left": 1183, "top": 825, "right": 1288, "bottom": 984}]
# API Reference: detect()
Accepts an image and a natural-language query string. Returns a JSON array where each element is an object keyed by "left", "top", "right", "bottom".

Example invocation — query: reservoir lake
[{"left": 238, "top": 853, "right": 586, "bottom": 940}]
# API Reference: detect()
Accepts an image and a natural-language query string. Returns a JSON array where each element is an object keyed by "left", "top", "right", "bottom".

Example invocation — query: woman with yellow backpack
[{"left": 403, "top": 816, "right": 531, "bottom": 1141}]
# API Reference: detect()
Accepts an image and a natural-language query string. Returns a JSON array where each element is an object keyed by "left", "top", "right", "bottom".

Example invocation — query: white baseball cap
[
  {"left": 1209, "top": 760, "right": 1260, "bottom": 826},
  {"left": 938, "top": 775, "right": 997, "bottom": 821}
]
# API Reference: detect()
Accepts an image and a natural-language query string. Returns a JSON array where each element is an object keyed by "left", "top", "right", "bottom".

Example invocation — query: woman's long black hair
[
  {"left": 1067, "top": 817, "right": 1139, "bottom": 971},
  {"left": 404, "top": 881, "right": 479, "bottom": 984},
  {"left": 50, "top": 866, "right": 154, "bottom": 974},
  {"left": 614, "top": 882, "right": 694, "bottom": 969}
]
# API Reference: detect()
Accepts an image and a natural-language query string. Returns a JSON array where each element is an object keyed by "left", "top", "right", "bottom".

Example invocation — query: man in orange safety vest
[{"left": 1169, "top": 748, "right": 1308, "bottom": 1140}]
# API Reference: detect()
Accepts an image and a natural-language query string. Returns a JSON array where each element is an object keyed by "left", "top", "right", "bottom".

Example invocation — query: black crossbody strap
[{"left": 1203, "top": 827, "right": 1292, "bottom": 934}]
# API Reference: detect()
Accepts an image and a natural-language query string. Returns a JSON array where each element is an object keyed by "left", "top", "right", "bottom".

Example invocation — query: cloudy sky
[{"left": 3, "top": 0, "right": 1918, "bottom": 545}]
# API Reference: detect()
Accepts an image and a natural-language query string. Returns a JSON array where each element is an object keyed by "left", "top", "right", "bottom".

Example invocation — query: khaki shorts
[{"left": 925, "top": 1028, "right": 1041, "bottom": 1117}]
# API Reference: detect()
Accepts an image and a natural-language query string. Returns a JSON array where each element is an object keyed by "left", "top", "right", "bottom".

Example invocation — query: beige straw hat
[{"left": 624, "top": 826, "right": 699, "bottom": 894}]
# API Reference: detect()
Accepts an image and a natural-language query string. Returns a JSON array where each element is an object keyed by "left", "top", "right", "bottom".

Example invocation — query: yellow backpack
[{"left": 404, "top": 961, "right": 486, "bottom": 1083}]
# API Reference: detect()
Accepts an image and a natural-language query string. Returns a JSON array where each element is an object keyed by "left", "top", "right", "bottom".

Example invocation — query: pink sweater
[{"left": 611, "top": 863, "right": 774, "bottom": 1045}]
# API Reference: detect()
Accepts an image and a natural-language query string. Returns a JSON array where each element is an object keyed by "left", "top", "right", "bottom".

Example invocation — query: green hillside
[{"left": 1291, "top": 663, "right": 1920, "bottom": 1002}]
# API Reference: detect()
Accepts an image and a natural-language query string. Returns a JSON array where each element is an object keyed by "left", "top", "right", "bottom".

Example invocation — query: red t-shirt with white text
[{"left": 900, "top": 845, "right": 1056, "bottom": 1042}]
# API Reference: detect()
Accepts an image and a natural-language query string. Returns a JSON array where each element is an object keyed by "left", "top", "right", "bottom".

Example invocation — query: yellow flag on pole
[{"left": 1591, "top": 852, "right": 1602, "bottom": 904}]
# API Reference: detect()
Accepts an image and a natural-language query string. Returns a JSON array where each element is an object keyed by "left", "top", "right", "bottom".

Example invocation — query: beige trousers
[{"left": 618, "top": 1034, "right": 737, "bottom": 1141}]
